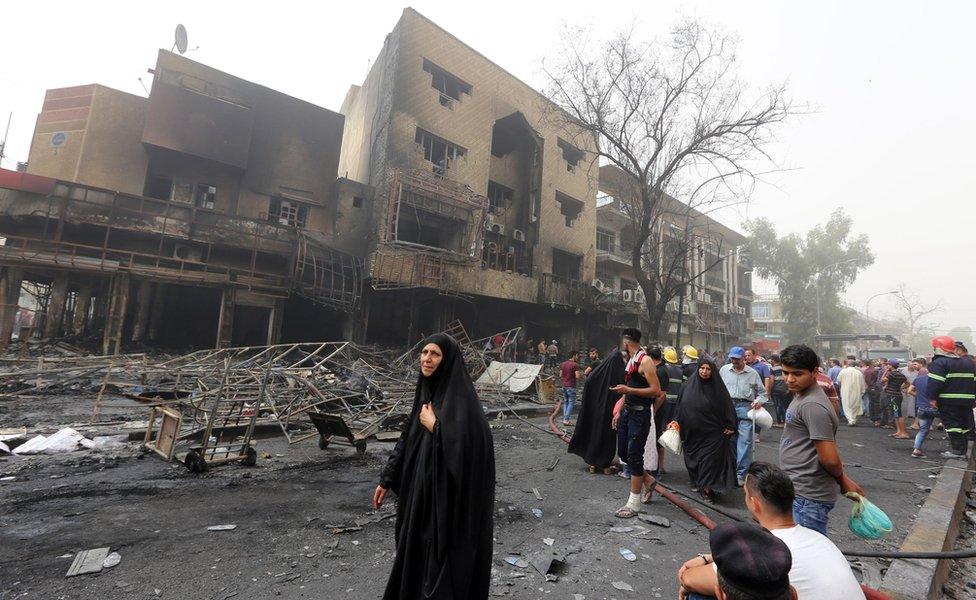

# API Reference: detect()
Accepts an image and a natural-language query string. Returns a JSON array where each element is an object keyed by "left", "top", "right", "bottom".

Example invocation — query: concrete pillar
[
  {"left": 147, "top": 283, "right": 167, "bottom": 342},
  {"left": 72, "top": 282, "right": 93, "bottom": 335},
  {"left": 130, "top": 280, "right": 153, "bottom": 342},
  {"left": 43, "top": 274, "right": 69, "bottom": 339},
  {"left": 102, "top": 274, "right": 130, "bottom": 355},
  {"left": 216, "top": 288, "right": 236, "bottom": 349},
  {"left": 266, "top": 298, "right": 284, "bottom": 345},
  {"left": 0, "top": 268, "right": 24, "bottom": 350}
]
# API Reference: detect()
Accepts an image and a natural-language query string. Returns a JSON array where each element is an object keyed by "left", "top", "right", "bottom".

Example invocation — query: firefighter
[{"left": 927, "top": 335, "right": 976, "bottom": 458}]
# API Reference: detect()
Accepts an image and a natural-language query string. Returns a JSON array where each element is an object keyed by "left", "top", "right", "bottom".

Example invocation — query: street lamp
[
  {"left": 814, "top": 259, "right": 858, "bottom": 335},
  {"left": 865, "top": 290, "right": 899, "bottom": 333}
]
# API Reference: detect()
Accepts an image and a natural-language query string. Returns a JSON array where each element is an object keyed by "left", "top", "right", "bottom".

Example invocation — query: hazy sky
[{"left": 2, "top": 1, "right": 974, "bottom": 332}]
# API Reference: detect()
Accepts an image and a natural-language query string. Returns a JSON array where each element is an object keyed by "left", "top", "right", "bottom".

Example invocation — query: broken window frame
[
  {"left": 551, "top": 248, "right": 582, "bottom": 283},
  {"left": 415, "top": 128, "right": 467, "bottom": 176},
  {"left": 269, "top": 197, "right": 309, "bottom": 229},
  {"left": 422, "top": 59, "right": 472, "bottom": 109},
  {"left": 486, "top": 180, "right": 514, "bottom": 215},
  {"left": 557, "top": 138, "right": 584, "bottom": 173},
  {"left": 193, "top": 183, "right": 217, "bottom": 210},
  {"left": 555, "top": 191, "right": 584, "bottom": 228}
]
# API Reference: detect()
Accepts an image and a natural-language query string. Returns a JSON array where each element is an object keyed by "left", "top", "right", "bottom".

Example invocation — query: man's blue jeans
[
  {"left": 734, "top": 402, "right": 754, "bottom": 480},
  {"left": 793, "top": 495, "right": 834, "bottom": 536},
  {"left": 562, "top": 387, "right": 576, "bottom": 422}
]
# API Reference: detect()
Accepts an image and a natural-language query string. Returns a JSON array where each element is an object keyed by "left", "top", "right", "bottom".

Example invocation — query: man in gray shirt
[
  {"left": 779, "top": 344, "right": 866, "bottom": 536},
  {"left": 720, "top": 346, "right": 768, "bottom": 486}
]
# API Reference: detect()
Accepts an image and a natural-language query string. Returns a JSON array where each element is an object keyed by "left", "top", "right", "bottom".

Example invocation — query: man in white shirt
[{"left": 677, "top": 461, "right": 866, "bottom": 599}]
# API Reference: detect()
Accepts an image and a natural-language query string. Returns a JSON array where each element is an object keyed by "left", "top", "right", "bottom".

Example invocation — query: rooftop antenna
[{"left": 173, "top": 24, "right": 188, "bottom": 54}]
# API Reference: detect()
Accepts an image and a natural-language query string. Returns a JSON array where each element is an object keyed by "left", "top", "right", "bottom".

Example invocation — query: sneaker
[
  {"left": 941, "top": 451, "right": 966, "bottom": 459},
  {"left": 911, "top": 449, "right": 925, "bottom": 458}
]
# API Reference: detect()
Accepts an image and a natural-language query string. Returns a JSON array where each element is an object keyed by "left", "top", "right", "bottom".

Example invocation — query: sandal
[
  {"left": 603, "top": 466, "right": 618, "bottom": 475},
  {"left": 641, "top": 487, "right": 654, "bottom": 504},
  {"left": 587, "top": 465, "right": 598, "bottom": 474},
  {"left": 615, "top": 506, "right": 639, "bottom": 519},
  {"left": 911, "top": 449, "right": 925, "bottom": 458}
]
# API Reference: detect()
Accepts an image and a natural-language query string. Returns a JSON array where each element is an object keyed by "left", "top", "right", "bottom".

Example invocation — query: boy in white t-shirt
[{"left": 678, "top": 462, "right": 865, "bottom": 600}]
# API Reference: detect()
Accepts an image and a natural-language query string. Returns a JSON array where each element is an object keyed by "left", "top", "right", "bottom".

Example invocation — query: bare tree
[
  {"left": 892, "top": 283, "right": 942, "bottom": 338},
  {"left": 542, "top": 18, "right": 795, "bottom": 339}
]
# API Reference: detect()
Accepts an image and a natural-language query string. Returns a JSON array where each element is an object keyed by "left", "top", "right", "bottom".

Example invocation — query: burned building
[
  {"left": 338, "top": 8, "right": 600, "bottom": 347},
  {"left": 0, "top": 50, "right": 366, "bottom": 352}
]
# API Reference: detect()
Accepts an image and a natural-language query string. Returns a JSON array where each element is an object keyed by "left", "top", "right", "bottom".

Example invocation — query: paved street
[{"left": 0, "top": 414, "right": 943, "bottom": 599}]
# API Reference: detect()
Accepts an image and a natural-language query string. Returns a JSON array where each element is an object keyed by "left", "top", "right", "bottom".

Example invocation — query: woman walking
[
  {"left": 373, "top": 333, "right": 496, "bottom": 600},
  {"left": 674, "top": 357, "right": 737, "bottom": 502}
]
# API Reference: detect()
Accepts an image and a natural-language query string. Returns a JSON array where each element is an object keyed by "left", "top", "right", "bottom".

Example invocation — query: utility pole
[{"left": 0, "top": 112, "right": 12, "bottom": 167}]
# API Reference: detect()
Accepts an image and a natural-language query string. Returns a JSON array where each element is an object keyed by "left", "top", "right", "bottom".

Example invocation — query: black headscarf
[
  {"left": 675, "top": 356, "right": 737, "bottom": 494},
  {"left": 568, "top": 349, "right": 625, "bottom": 468},
  {"left": 379, "top": 333, "right": 495, "bottom": 600},
  {"left": 676, "top": 356, "right": 737, "bottom": 437}
]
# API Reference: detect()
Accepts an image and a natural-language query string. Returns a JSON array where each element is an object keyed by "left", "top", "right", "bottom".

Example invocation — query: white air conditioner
[
  {"left": 634, "top": 288, "right": 645, "bottom": 303},
  {"left": 736, "top": 306, "right": 746, "bottom": 315},
  {"left": 483, "top": 214, "right": 496, "bottom": 231},
  {"left": 622, "top": 289, "right": 634, "bottom": 302},
  {"left": 682, "top": 303, "right": 692, "bottom": 315},
  {"left": 491, "top": 223, "right": 505, "bottom": 235},
  {"left": 513, "top": 229, "right": 525, "bottom": 242},
  {"left": 173, "top": 244, "right": 203, "bottom": 262},
  {"left": 667, "top": 300, "right": 680, "bottom": 312}
]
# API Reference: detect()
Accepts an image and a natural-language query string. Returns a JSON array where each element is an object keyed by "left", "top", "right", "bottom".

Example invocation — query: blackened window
[
  {"left": 555, "top": 191, "right": 584, "bottom": 227},
  {"left": 269, "top": 197, "right": 309, "bottom": 229},
  {"left": 487, "top": 181, "right": 514, "bottom": 214},
  {"left": 194, "top": 183, "right": 216, "bottom": 209},
  {"left": 415, "top": 128, "right": 467, "bottom": 175},
  {"left": 422, "top": 59, "right": 472, "bottom": 108}
]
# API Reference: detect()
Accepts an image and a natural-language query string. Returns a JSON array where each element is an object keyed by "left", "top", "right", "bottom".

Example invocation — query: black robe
[
  {"left": 675, "top": 357, "right": 737, "bottom": 494},
  {"left": 568, "top": 350, "right": 625, "bottom": 468},
  {"left": 379, "top": 333, "right": 496, "bottom": 599}
]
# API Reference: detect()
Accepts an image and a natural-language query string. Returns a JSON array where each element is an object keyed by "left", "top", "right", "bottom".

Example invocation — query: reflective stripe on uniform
[
  {"left": 669, "top": 378, "right": 683, "bottom": 384},
  {"left": 928, "top": 373, "right": 947, "bottom": 382},
  {"left": 946, "top": 427, "right": 971, "bottom": 434},
  {"left": 947, "top": 373, "right": 976, "bottom": 379},
  {"left": 940, "top": 393, "right": 976, "bottom": 399}
]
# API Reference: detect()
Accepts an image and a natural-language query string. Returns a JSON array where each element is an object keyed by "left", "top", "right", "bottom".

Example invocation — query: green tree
[{"left": 745, "top": 210, "right": 873, "bottom": 346}]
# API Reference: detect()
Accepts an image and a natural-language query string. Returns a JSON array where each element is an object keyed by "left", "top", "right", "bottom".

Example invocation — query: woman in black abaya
[
  {"left": 674, "top": 356, "right": 737, "bottom": 502},
  {"left": 568, "top": 349, "right": 625, "bottom": 473},
  {"left": 373, "top": 333, "right": 496, "bottom": 600}
]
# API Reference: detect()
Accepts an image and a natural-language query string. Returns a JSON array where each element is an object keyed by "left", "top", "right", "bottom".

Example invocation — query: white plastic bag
[
  {"left": 747, "top": 407, "right": 774, "bottom": 430},
  {"left": 657, "top": 421, "right": 682, "bottom": 455}
]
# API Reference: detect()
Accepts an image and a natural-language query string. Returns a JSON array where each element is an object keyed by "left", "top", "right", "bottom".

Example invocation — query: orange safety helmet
[{"left": 932, "top": 335, "right": 956, "bottom": 353}]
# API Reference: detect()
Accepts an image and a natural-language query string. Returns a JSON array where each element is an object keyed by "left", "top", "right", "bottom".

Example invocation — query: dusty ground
[{"left": 0, "top": 401, "right": 956, "bottom": 600}]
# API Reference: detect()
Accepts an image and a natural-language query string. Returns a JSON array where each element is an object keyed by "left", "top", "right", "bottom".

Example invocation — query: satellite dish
[{"left": 175, "top": 24, "right": 188, "bottom": 54}]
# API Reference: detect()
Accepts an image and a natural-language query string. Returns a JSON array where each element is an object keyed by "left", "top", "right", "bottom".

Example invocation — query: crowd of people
[{"left": 369, "top": 328, "right": 975, "bottom": 600}]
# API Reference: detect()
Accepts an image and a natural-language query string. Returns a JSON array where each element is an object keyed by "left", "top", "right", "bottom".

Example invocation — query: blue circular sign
[{"left": 51, "top": 132, "right": 66, "bottom": 147}]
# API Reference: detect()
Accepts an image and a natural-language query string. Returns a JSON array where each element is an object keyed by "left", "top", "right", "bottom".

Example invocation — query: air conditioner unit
[
  {"left": 622, "top": 289, "right": 634, "bottom": 302},
  {"left": 491, "top": 223, "right": 505, "bottom": 235},
  {"left": 484, "top": 214, "right": 496, "bottom": 231},
  {"left": 682, "top": 303, "right": 692, "bottom": 315},
  {"left": 512, "top": 229, "right": 525, "bottom": 242},
  {"left": 173, "top": 244, "right": 203, "bottom": 262},
  {"left": 634, "top": 288, "right": 645, "bottom": 303},
  {"left": 667, "top": 300, "right": 680, "bottom": 312}
]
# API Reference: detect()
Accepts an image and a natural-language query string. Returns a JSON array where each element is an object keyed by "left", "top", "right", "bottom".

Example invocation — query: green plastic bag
[{"left": 845, "top": 492, "right": 892, "bottom": 540}]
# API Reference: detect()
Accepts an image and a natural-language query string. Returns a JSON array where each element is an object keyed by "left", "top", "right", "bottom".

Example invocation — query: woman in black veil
[
  {"left": 674, "top": 356, "right": 736, "bottom": 502},
  {"left": 568, "top": 348, "right": 625, "bottom": 473},
  {"left": 373, "top": 333, "right": 496, "bottom": 600}
]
